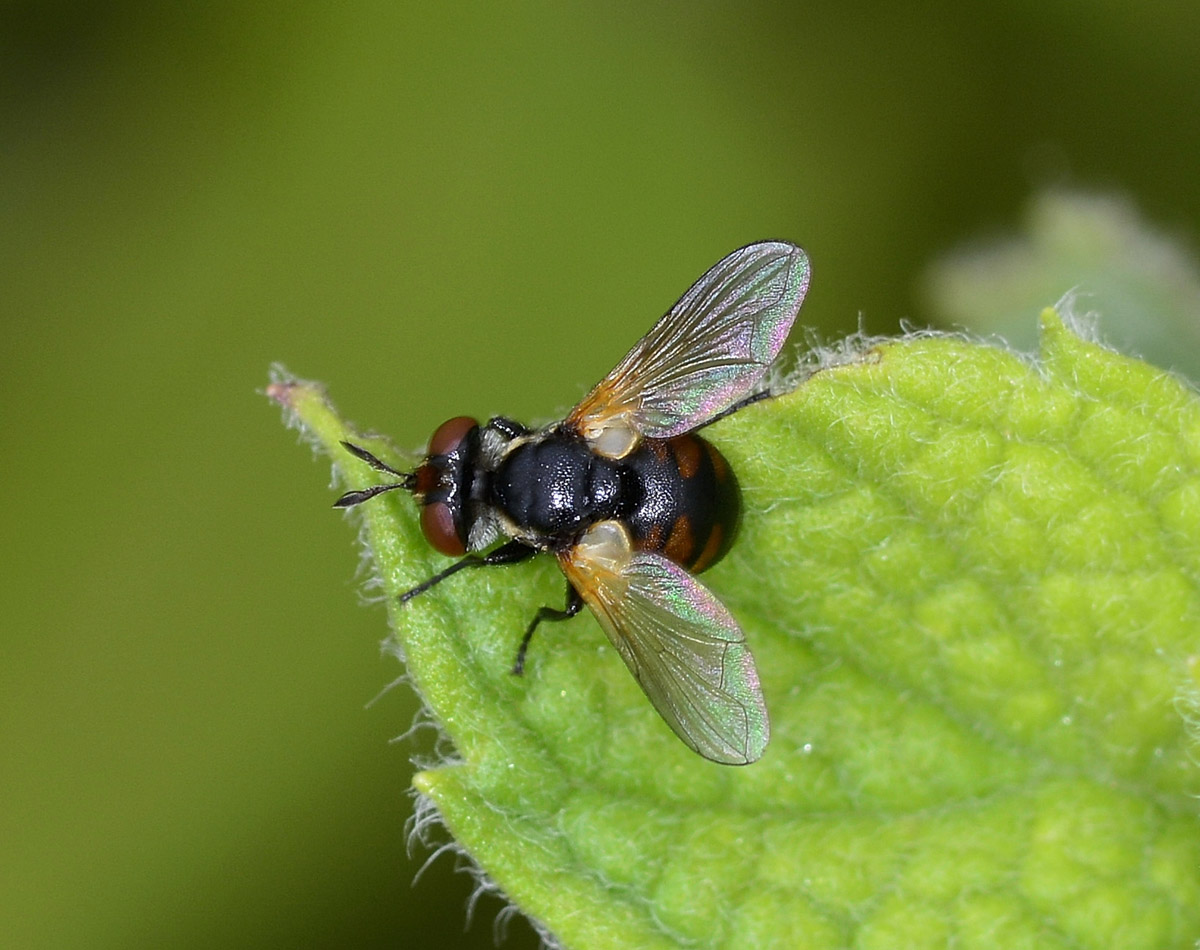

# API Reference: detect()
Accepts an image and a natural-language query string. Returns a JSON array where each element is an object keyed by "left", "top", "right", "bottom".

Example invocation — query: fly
[{"left": 334, "top": 241, "right": 810, "bottom": 764}]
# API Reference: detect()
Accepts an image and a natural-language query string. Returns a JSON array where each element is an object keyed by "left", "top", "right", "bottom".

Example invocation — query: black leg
[
  {"left": 511, "top": 583, "right": 584, "bottom": 676},
  {"left": 399, "top": 540, "right": 536, "bottom": 603},
  {"left": 697, "top": 389, "right": 772, "bottom": 430}
]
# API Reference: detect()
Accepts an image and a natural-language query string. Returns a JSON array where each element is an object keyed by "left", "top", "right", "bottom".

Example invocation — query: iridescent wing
[
  {"left": 560, "top": 529, "right": 769, "bottom": 764},
  {"left": 567, "top": 241, "right": 810, "bottom": 453}
]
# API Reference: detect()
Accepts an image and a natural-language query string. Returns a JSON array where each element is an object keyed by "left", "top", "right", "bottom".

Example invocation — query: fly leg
[
  {"left": 697, "top": 389, "right": 772, "bottom": 429},
  {"left": 512, "top": 582, "right": 583, "bottom": 675},
  {"left": 399, "top": 539, "right": 536, "bottom": 604}
]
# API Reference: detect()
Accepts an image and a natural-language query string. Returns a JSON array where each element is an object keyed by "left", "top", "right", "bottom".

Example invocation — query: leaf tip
[
  {"left": 265, "top": 380, "right": 298, "bottom": 407},
  {"left": 1038, "top": 306, "right": 1061, "bottom": 329},
  {"left": 265, "top": 364, "right": 327, "bottom": 411}
]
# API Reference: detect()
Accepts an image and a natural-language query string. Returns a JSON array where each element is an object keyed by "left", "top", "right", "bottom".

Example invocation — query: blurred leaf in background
[
  {"left": 4, "top": 1, "right": 1200, "bottom": 948},
  {"left": 924, "top": 191, "right": 1200, "bottom": 377}
]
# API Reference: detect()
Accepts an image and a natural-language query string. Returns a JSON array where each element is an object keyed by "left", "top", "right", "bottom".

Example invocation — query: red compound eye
[
  {"left": 421, "top": 501, "right": 466, "bottom": 556},
  {"left": 428, "top": 416, "right": 479, "bottom": 457},
  {"left": 416, "top": 416, "right": 477, "bottom": 556}
]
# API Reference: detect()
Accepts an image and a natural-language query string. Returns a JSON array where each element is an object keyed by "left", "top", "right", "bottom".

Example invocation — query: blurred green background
[{"left": 4, "top": 2, "right": 1199, "bottom": 948}]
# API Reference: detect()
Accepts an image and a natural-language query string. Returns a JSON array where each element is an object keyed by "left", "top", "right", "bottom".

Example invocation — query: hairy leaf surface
[{"left": 271, "top": 310, "right": 1200, "bottom": 949}]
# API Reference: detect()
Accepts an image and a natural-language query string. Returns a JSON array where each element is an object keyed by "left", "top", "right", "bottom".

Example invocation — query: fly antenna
[
  {"left": 333, "top": 441, "right": 416, "bottom": 508},
  {"left": 339, "top": 441, "right": 410, "bottom": 476},
  {"left": 333, "top": 482, "right": 410, "bottom": 508}
]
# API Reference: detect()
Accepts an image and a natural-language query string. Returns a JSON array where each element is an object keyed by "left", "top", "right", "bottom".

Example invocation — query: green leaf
[
  {"left": 923, "top": 190, "right": 1200, "bottom": 380},
  {"left": 269, "top": 310, "right": 1200, "bottom": 949}
]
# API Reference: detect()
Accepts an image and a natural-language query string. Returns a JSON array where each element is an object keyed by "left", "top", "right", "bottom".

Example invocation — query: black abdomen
[
  {"left": 491, "top": 431, "right": 739, "bottom": 573},
  {"left": 624, "top": 434, "right": 739, "bottom": 573}
]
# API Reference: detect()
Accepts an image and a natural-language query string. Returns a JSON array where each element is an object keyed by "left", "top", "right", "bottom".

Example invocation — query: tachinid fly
[{"left": 335, "top": 241, "right": 810, "bottom": 764}]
